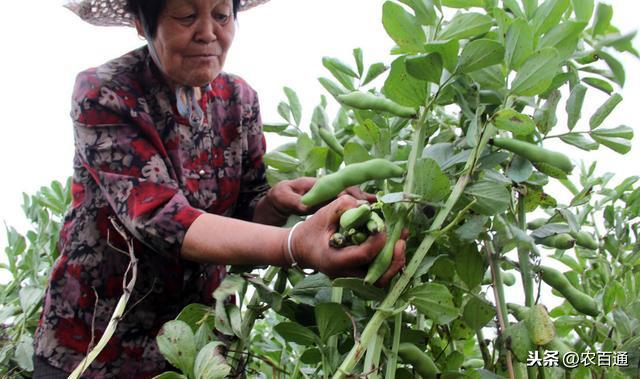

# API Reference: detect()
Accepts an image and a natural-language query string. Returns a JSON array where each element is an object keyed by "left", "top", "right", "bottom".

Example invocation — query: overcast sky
[{"left": 0, "top": 0, "right": 638, "bottom": 253}]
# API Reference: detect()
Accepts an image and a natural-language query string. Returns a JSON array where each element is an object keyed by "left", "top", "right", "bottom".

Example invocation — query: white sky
[{"left": 0, "top": 0, "right": 638, "bottom": 254}]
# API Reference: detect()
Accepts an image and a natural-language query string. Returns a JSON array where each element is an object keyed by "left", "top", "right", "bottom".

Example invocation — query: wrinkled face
[{"left": 142, "top": 0, "right": 236, "bottom": 88}]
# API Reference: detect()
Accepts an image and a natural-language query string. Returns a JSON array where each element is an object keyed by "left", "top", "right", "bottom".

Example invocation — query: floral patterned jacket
[{"left": 34, "top": 46, "right": 268, "bottom": 378}]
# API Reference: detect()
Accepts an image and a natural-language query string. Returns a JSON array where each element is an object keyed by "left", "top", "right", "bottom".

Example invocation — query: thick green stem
[
  {"left": 326, "top": 287, "right": 343, "bottom": 370},
  {"left": 487, "top": 239, "right": 515, "bottom": 379},
  {"left": 363, "top": 330, "right": 384, "bottom": 379},
  {"left": 332, "top": 124, "right": 491, "bottom": 379},
  {"left": 517, "top": 194, "right": 534, "bottom": 307},
  {"left": 385, "top": 312, "right": 403, "bottom": 379},
  {"left": 231, "top": 266, "right": 279, "bottom": 373}
]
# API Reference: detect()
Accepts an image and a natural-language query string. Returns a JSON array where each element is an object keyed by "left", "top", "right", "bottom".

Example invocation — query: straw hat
[{"left": 65, "top": 0, "right": 271, "bottom": 27}]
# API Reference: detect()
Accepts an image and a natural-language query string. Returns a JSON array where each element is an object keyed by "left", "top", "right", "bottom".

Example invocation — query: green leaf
[
  {"left": 589, "top": 93, "right": 622, "bottom": 130},
  {"left": 274, "top": 322, "right": 319, "bottom": 345},
  {"left": 510, "top": 48, "right": 561, "bottom": 96},
  {"left": 193, "top": 342, "right": 231, "bottom": 379},
  {"left": 522, "top": 0, "right": 538, "bottom": 18},
  {"left": 415, "top": 158, "right": 451, "bottom": 202},
  {"left": 315, "top": 303, "right": 352, "bottom": 342},
  {"left": 599, "top": 50, "right": 626, "bottom": 87},
  {"left": 590, "top": 134, "right": 632, "bottom": 154},
  {"left": 399, "top": 0, "right": 438, "bottom": 25},
  {"left": 354, "top": 120, "right": 381, "bottom": 145},
  {"left": 424, "top": 39, "right": 460, "bottom": 72},
  {"left": 262, "top": 123, "right": 289, "bottom": 134},
  {"left": 457, "top": 39, "right": 505, "bottom": 74},
  {"left": 533, "top": 89, "right": 561, "bottom": 134},
  {"left": 531, "top": 0, "right": 570, "bottom": 36},
  {"left": 591, "top": 2, "right": 613, "bottom": 37},
  {"left": 19, "top": 286, "right": 43, "bottom": 312},
  {"left": 507, "top": 155, "right": 534, "bottom": 182},
  {"left": 213, "top": 274, "right": 245, "bottom": 301},
  {"left": 264, "top": 151, "right": 299, "bottom": 173},
  {"left": 153, "top": 372, "right": 188, "bottom": 379},
  {"left": 382, "top": 1, "right": 426, "bottom": 51},
  {"left": 176, "top": 303, "right": 215, "bottom": 332},
  {"left": 469, "top": 65, "right": 505, "bottom": 89},
  {"left": 14, "top": 335, "right": 34, "bottom": 372},
  {"left": 318, "top": 77, "right": 348, "bottom": 98},
  {"left": 505, "top": 19, "right": 534, "bottom": 71},
  {"left": 407, "top": 283, "right": 459, "bottom": 324},
  {"left": 439, "top": 12, "right": 494, "bottom": 41},
  {"left": 455, "top": 245, "right": 484, "bottom": 289},
  {"left": 492, "top": 108, "right": 536, "bottom": 136},
  {"left": 591, "top": 125, "right": 634, "bottom": 140},
  {"left": 277, "top": 101, "right": 291, "bottom": 123},
  {"left": 582, "top": 77, "right": 614, "bottom": 94},
  {"left": 571, "top": 0, "right": 594, "bottom": 22},
  {"left": 383, "top": 56, "right": 429, "bottom": 108},
  {"left": 441, "top": 0, "right": 483, "bottom": 7},
  {"left": 560, "top": 133, "right": 599, "bottom": 151},
  {"left": 455, "top": 214, "right": 488, "bottom": 241},
  {"left": 322, "top": 56, "right": 358, "bottom": 79},
  {"left": 465, "top": 181, "right": 510, "bottom": 215},
  {"left": 291, "top": 273, "right": 332, "bottom": 298},
  {"left": 157, "top": 321, "right": 197, "bottom": 378},
  {"left": 362, "top": 62, "right": 389, "bottom": 86},
  {"left": 565, "top": 83, "right": 587, "bottom": 130},
  {"left": 463, "top": 296, "right": 496, "bottom": 330},
  {"left": 353, "top": 48, "right": 364, "bottom": 77},
  {"left": 343, "top": 141, "right": 372, "bottom": 165},
  {"left": 332, "top": 278, "right": 385, "bottom": 301},
  {"left": 322, "top": 58, "right": 355, "bottom": 91},
  {"left": 405, "top": 53, "right": 443, "bottom": 83},
  {"left": 503, "top": 0, "right": 526, "bottom": 18},
  {"left": 301, "top": 147, "right": 329, "bottom": 174},
  {"left": 283, "top": 87, "right": 302, "bottom": 127},
  {"left": 538, "top": 21, "right": 587, "bottom": 60}
]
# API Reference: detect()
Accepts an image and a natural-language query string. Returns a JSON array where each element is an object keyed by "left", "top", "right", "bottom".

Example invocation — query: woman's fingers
[
  {"left": 330, "top": 232, "right": 386, "bottom": 268},
  {"left": 340, "top": 186, "right": 377, "bottom": 202},
  {"left": 375, "top": 238, "right": 407, "bottom": 287}
]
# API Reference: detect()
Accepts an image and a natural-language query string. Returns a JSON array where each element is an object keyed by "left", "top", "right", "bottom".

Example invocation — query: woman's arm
[{"left": 181, "top": 212, "right": 290, "bottom": 266}]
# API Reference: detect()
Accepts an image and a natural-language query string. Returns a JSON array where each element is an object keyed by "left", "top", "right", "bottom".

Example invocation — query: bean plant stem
[
  {"left": 230, "top": 266, "right": 279, "bottom": 373},
  {"left": 332, "top": 122, "right": 491, "bottom": 379},
  {"left": 517, "top": 194, "right": 534, "bottom": 308},
  {"left": 385, "top": 312, "right": 403, "bottom": 379},
  {"left": 486, "top": 239, "right": 516, "bottom": 379},
  {"left": 69, "top": 220, "right": 137, "bottom": 379},
  {"left": 326, "top": 287, "right": 344, "bottom": 370}
]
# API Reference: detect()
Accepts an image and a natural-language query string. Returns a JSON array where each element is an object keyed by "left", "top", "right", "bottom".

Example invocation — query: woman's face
[{"left": 145, "top": 0, "right": 236, "bottom": 88}]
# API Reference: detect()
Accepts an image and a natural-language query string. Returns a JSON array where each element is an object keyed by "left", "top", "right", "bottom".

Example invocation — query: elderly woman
[{"left": 33, "top": 0, "right": 406, "bottom": 377}]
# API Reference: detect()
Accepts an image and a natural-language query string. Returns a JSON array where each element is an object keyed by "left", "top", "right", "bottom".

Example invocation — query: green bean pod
[
  {"left": 339, "top": 204, "right": 371, "bottom": 229},
  {"left": 337, "top": 91, "right": 418, "bottom": 118},
  {"left": 572, "top": 231, "right": 599, "bottom": 250},
  {"left": 507, "top": 303, "right": 530, "bottom": 321},
  {"left": 526, "top": 218, "right": 547, "bottom": 230},
  {"left": 483, "top": 270, "right": 516, "bottom": 286},
  {"left": 364, "top": 212, "right": 406, "bottom": 285},
  {"left": 351, "top": 232, "right": 368, "bottom": 245},
  {"left": 539, "top": 266, "right": 599, "bottom": 317},
  {"left": 397, "top": 343, "right": 439, "bottom": 379},
  {"left": 329, "top": 233, "right": 347, "bottom": 248},
  {"left": 525, "top": 304, "right": 556, "bottom": 345},
  {"left": 535, "top": 233, "right": 576, "bottom": 250},
  {"left": 301, "top": 159, "right": 405, "bottom": 206},
  {"left": 491, "top": 138, "right": 574, "bottom": 174},
  {"left": 366, "top": 212, "right": 386, "bottom": 234},
  {"left": 318, "top": 128, "right": 345, "bottom": 157}
]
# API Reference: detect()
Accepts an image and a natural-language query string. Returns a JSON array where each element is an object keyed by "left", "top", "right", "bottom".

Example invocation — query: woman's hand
[
  {"left": 257, "top": 178, "right": 377, "bottom": 224},
  {"left": 290, "top": 195, "right": 406, "bottom": 287}
]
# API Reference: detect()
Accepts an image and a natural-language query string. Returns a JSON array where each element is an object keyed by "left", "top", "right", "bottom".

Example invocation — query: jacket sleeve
[
  {"left": 72, "top": 71, "right": 204, "bottom": 259},
  {"left": 231, "top": 86, "right": 270, "bottom": 221}
]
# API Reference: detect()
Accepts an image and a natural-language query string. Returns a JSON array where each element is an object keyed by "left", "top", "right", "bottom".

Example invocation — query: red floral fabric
[{"left": 34, "top": 46, "right": 268, "bottom": 377}]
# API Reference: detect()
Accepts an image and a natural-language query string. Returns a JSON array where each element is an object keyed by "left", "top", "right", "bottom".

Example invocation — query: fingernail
[{"left": 356, "top": 200, "right": 369, "bottom": 205}]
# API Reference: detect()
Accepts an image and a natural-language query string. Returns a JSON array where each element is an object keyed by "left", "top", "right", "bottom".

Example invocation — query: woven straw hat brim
[{"left": 65, "top": 0, "right": 270, "bottom": 27}]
